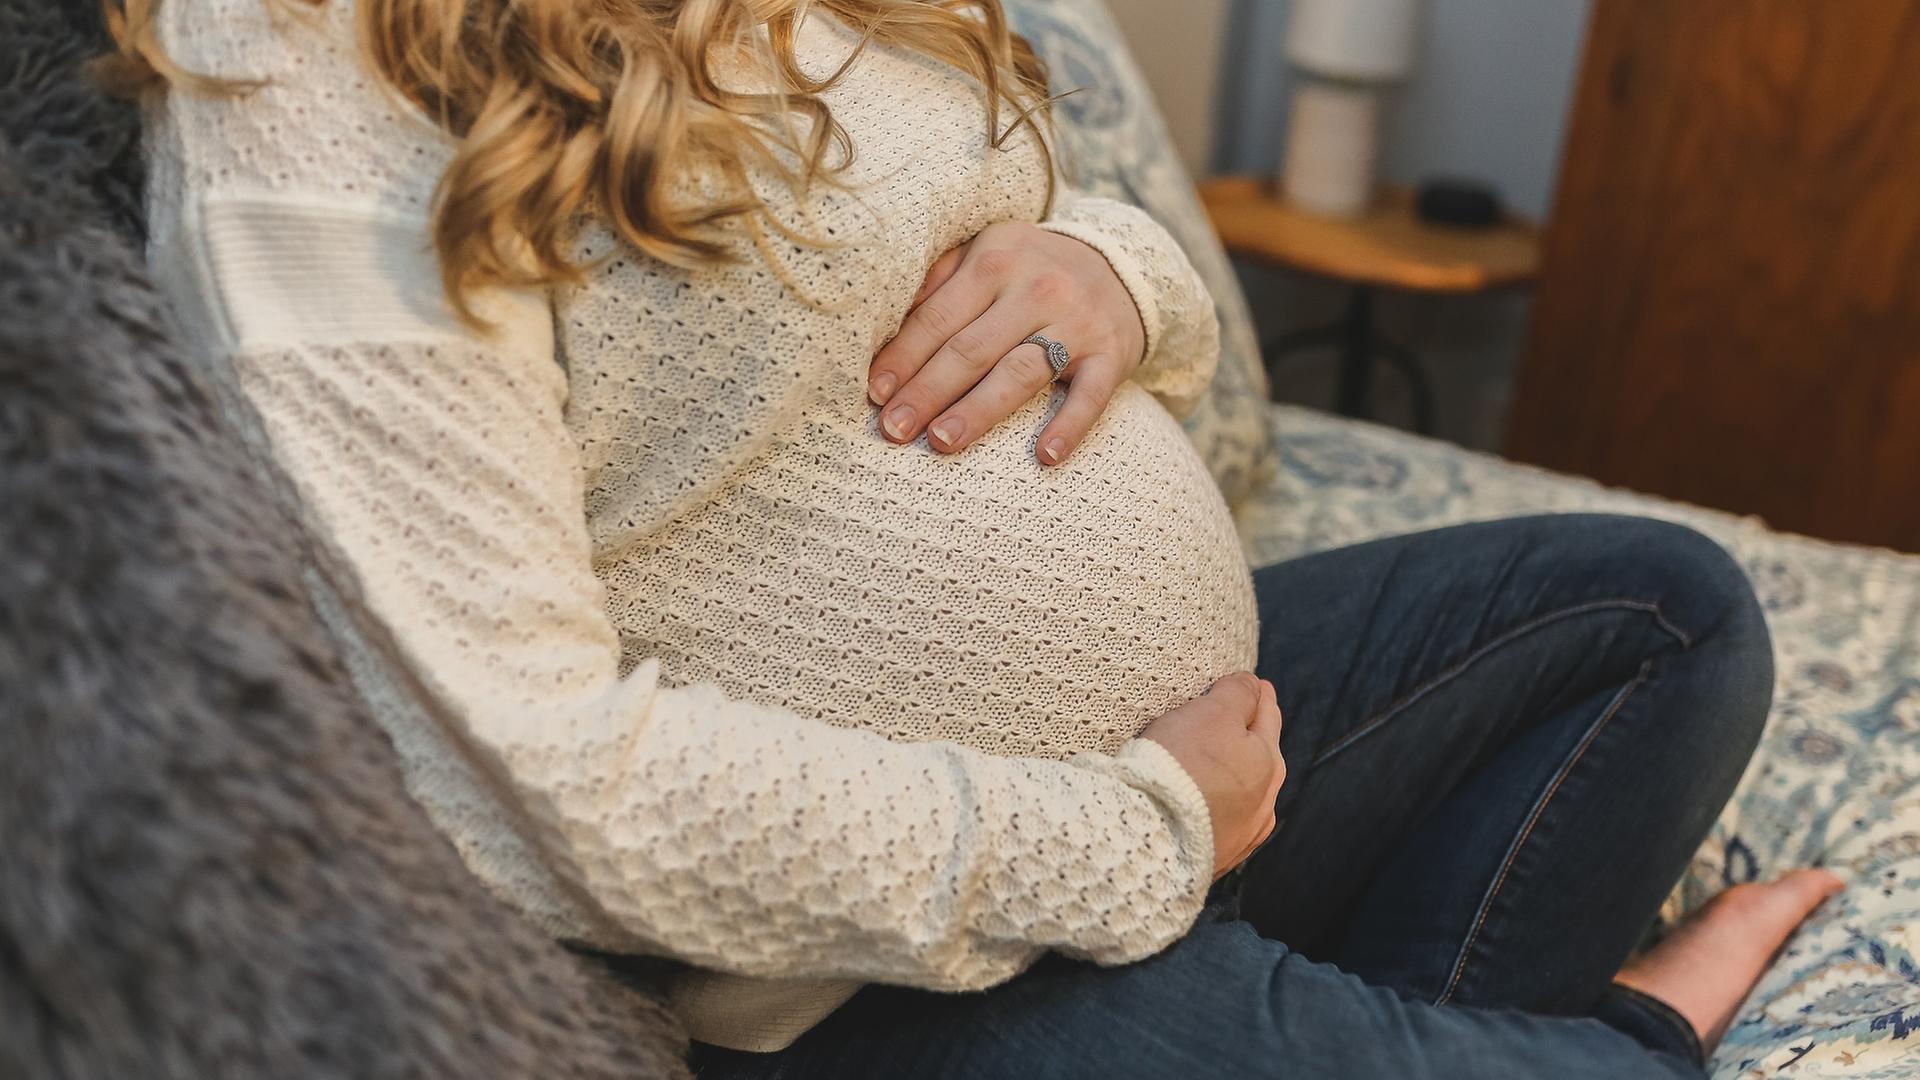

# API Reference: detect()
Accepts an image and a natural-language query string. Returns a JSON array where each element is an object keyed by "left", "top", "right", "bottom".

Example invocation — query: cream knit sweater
[{"left": 145, "top": 0, "right": 1257, "bottom": 1052}]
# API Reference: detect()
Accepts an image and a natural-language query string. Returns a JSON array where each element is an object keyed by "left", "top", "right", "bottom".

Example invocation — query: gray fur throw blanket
[{"left": 0, "top": 4, "right": 689, "bottom": 1076}]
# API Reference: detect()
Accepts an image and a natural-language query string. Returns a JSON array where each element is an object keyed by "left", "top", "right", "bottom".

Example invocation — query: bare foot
[{"left": 1614, "top": 869, "right": 1845, "bottom": 1051}]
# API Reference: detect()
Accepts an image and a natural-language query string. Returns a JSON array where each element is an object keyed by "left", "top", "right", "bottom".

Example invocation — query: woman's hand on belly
[
  {"left": 867, "top": 222, "right": 1146, "bottom": 467},
  {"left": 1143, "top": 673, "right": 1289, "bottom": 880}
]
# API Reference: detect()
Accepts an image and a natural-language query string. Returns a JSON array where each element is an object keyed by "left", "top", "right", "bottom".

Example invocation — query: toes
[
  {"left": 1791, "top": 867, "right": 1845, "bottom": 892},
  {"left": 1739, "top": 869, "right": 1846, "bottom": 930},
  {"left": 1698, "top": 870, "right": 1843, "bottom": 935},
  {"left": 1774, "top": 868, "right": 1846, "bottom": 909}
]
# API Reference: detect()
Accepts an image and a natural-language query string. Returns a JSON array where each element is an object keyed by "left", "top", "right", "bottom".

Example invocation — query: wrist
[{"left": 1034, "top": 219, "right": 1158, "bottom": 367}]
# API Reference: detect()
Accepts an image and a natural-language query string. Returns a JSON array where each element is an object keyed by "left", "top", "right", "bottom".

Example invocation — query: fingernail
[
  {"left": 869, "top": 372, "right": 897, "bottom": 404},
  {"left": 929, "top": 417, "right": 962, "bottom": 447},
  {"left": 883, "top": 405, "right": 915, "bottom": 440},
  {"left": 1040, "top": 437, "right": 1066, "bottom": 464}
]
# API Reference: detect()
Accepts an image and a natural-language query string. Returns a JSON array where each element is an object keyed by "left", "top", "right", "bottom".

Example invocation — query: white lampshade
[{"left": 1286, "top": 0, "right": 1423, "bottom": 82}]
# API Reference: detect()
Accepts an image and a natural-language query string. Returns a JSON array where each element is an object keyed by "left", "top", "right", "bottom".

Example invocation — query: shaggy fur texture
[
  {"left": 0, "top": 5, "right": 690, "bottom": 1076},
  {"left": 0, "top": 0, "right": 145, "bottom": 237}
]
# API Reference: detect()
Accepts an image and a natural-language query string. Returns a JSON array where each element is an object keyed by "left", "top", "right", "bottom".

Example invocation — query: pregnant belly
[{"left": 599, "top": 384, "right": 1258, "bottom": 759}]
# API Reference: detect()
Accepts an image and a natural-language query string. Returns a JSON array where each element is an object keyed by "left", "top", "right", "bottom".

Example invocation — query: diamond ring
[{"left": 1022, "top": 334, "right": 1072, "bottom": 381}]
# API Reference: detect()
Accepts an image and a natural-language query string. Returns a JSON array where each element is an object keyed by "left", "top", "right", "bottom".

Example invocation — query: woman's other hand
[
  {"left": 868, "top": 222, "right": 1146, "bottom": 466},
  {"left": 1142, "top": 673, "right": 1287, "bottom": 880}
]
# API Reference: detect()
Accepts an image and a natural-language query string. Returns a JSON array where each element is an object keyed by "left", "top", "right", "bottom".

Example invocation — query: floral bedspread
[{"left": 1237, "top": 405, "right": 1920, "bottom": 1078}]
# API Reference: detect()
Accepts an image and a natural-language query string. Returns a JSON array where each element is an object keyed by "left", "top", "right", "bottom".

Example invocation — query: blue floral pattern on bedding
[{"left": 1238, "top": 405, "right": 1920, "bottom": 1078}]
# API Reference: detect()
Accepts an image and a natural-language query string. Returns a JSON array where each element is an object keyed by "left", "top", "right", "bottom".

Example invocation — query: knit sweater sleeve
[
  {"left": 136, "top": 15, "right": 1227, "bottom": 976},
  {"left": 1038, "top": 188, "right": 1222, "bottom": 420}
]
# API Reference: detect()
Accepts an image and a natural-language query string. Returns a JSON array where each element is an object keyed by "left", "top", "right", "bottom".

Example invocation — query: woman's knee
[
  {"left": 1528, "top": 513, "right": 1768, "bottom": 675},
  {"left": 1652, "top": 520, "right": 1763, "bottom": 631},
  {"left": 1550, "top": 516, "right": 1762, "bottom": 637},
  {"left": 1574, "top": 514, "right": 1773, "bottom": 729}
]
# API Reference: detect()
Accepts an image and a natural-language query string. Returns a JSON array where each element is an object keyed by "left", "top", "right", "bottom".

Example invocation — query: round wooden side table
[{"left": 1198, "top": 175, "right": 1542, "bottom": 434}]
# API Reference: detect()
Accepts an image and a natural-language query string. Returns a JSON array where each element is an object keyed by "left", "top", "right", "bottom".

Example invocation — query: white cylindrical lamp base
[{"left": 1281, "top": 79, "right": 1386, "bottom": 219}]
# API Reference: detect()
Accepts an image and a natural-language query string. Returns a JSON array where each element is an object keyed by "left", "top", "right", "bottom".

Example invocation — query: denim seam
[
  {"left": 1434, "top": 659, "right": 1655, "bottom": 1006},
  {"left": 1310, "top": 599, "right": 1690, "bottom": 769}
]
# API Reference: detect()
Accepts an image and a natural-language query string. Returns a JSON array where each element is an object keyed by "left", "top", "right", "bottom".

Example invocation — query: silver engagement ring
[{"left": 1022, "top": 334, "right": 1072, "bottom": 381}]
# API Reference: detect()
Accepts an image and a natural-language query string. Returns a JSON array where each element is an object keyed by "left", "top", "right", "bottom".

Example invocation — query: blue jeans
[{"left": 693, "top": 515, "right": 1772, "bottom": 1078}]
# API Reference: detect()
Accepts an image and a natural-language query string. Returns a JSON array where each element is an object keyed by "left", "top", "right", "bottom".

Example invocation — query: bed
[{"left": 1011, "top": 1, "right": 1920, "bottom": 1073}]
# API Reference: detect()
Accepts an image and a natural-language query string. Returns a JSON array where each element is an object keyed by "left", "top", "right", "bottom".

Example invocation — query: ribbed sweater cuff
[
  {"left": 1099, "top": 738, "right": 1216, "bottom": 911},
  {"left": 1037, "top": 217, "right": 1167, "bottom": 363}
]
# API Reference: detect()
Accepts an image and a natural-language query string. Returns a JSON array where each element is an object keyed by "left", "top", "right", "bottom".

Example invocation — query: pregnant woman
[{"left": 119, "top": 0, "right": 1838, "bottom": 1074}]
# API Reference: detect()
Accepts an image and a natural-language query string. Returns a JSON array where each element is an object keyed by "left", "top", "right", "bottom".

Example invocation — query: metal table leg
[
  {"left": 1258, "top": 285, "right": 1438, "bottom": 436},
  {"left": 1376, "top": 337, "right": 1437, "bottom": 437},
  {"left": 1334, "top": 287, "right": 1377, "bottom": 421}
]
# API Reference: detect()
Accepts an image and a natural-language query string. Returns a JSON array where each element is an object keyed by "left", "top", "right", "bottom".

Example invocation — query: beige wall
[{"left": 1101, "top": 0, "right": 1228, "bottom": 177}]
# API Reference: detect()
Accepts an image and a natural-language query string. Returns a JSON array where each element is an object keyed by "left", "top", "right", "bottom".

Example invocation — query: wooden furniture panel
[
  {"left": 1508, "top": 0, "right": 1920, "bottom": 551},
  {"left": 1199, "top": 178, "right": 1541, "bottom": 293}
]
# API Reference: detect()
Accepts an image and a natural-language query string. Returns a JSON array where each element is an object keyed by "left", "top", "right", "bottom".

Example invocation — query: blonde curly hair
[{"left": 99, "top": 0, "right": 1055, "bottom": 319}]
